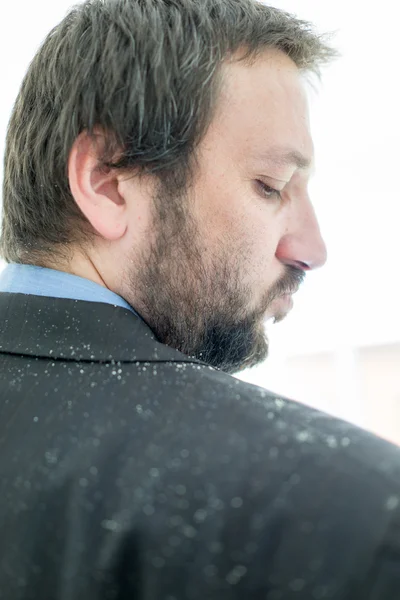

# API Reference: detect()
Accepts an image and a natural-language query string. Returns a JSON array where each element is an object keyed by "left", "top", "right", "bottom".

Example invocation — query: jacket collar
[{"left": 0, "top": 292, "right": 206, "bottom": 365}]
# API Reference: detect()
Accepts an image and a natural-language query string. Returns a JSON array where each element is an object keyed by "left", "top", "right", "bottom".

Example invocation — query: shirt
[{"left": 0, "top": 263, "right": 140, "bottom": 317}]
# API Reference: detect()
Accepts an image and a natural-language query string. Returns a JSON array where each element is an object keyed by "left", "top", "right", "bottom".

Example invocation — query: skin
[{"left": 66, "top": 48, "right": 327, "bottom": 374}]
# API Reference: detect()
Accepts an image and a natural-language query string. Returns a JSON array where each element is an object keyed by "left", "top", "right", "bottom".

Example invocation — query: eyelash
[{"left": 256, "top": 180, "right": 283, "bottom": 201}]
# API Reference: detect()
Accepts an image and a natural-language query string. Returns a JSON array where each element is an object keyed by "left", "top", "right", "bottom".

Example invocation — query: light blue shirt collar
[{"left": 0, "top": 263, "right": 140, "bottom": 317}]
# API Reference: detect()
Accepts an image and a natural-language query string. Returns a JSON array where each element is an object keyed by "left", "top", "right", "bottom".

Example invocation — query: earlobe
[{"left": 68, "top": 131, "right": 128, "bottom": 241}]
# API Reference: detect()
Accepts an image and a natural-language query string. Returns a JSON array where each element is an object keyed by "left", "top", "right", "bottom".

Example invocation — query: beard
[{"left": 123, "top": 181, "right": 305, "bottom": 375}]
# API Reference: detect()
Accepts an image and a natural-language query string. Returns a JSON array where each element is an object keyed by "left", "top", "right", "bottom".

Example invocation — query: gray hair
[{"left": 1, "top": 0, "right": 336, "bottom": 267}]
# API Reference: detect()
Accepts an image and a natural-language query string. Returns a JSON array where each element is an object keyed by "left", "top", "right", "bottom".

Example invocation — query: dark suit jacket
[{"left": 1, "top": 292, "right": 400, "bottom": 599}]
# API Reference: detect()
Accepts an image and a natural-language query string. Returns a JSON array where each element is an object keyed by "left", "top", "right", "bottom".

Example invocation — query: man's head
[{"left": 1, "top": 0, "right": 335, "bottom": 373}]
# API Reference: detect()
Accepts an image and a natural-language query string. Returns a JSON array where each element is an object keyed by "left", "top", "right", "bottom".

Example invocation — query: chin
[
  {"left": 263, "top": 310, "right": 287, "bottom": 324},
  {"left": 273, "top": 310, "right": 289, "bottom": 324}
]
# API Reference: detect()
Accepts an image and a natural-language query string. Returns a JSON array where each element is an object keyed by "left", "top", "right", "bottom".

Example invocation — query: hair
[{"left": 1, "top": 0, "right": 336, "bottom": 268}]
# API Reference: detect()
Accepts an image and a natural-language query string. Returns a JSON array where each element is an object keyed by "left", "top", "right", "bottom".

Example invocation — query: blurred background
[{"left": 1, "top": 1, "right": 399, "bottom": 443}]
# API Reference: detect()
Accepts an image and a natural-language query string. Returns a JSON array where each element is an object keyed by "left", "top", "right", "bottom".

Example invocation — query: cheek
[
  {"left": 190, "top": 182, "right": 241, "bottom": 255},
  {"left": 227, "top": 218, "right": 282, "bottom": 292},
  {"left": 191, "top": 172, "right": 282, "bottom": 272},
  {"left": 243, "top": 236, "right": 279, "bottom": 291},
  {"left": 234, "top": 210, "right": 286, "bottom": 294},
  {"left": 235, "top": 203, "right": 282, "bottom": 265}
]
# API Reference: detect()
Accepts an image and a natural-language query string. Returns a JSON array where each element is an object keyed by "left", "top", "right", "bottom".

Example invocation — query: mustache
[{"left": 267, "top": 265, "right": 306, "bottom": 304}]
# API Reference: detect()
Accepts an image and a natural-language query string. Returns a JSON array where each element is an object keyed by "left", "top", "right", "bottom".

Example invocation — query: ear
[{"left": 68, "top": 131, "right": 128, "bottom": 241}]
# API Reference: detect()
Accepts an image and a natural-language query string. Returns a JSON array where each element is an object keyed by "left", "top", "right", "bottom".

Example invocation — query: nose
[{"left": 275, "top": 196, "right": 327, "bottom": 272}]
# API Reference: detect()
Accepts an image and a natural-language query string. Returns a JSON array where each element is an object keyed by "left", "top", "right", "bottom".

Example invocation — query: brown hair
[{"left": 1, "top": 0, "right": 336, "bottom": 267}]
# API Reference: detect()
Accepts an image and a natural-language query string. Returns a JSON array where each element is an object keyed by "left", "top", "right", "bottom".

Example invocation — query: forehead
[{"left": 210, "top": 49, "right": 314, "bottom": 169}]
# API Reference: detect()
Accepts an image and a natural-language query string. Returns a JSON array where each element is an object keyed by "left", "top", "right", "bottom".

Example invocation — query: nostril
[
  {"left": 297, "top": 260, "right": 311, "bottom": 271},
  {"left": 285, "top": 259, "right": 311, "bottom": 271}
]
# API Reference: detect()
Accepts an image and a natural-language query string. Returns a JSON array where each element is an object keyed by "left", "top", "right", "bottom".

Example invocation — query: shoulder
[
  {"left": 100, "top": 359, "right": 400, "bottom": 504},
  {"left": 52, "top": 359, "right": 400, "bottom": 594},
  {"left": 83, "top": 358, "right": 400, "bottom": 485},
  {"left": 151, "top": 360, "right": 400, "bottom": 474},
  {"left": 90, "top": 362, "right": 400, "bottom": 593}
]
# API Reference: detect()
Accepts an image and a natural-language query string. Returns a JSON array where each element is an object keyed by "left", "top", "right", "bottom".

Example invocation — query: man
[{"left": 0, "top": 0, "right": 399, "bottom": 598}]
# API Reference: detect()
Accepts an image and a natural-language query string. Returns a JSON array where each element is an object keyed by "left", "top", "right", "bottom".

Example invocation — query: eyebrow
[{"left": 257, "top": 148, "right": 313, "bottom": 172}]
